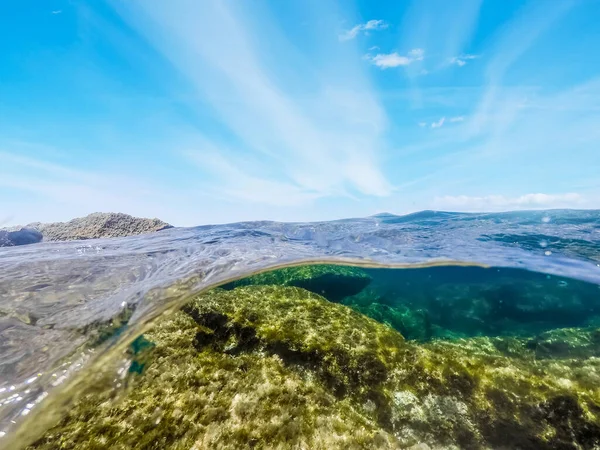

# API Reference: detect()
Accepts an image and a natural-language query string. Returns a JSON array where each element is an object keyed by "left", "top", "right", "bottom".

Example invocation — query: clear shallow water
[
  {"left": 1, "top": 210, "right": 600, "bottom": 448},
  {"left": 345, "top": 266, "right": 600, "bottom": 340}
]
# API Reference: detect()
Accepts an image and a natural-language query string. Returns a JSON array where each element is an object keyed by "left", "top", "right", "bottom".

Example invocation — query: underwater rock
[
  {"left": 30, "top": 286, "right": 402, "bottom": 449},
  {"left": 411, "top": 336, "right": 600, "bottom": 449},
  {"left": 349, "top": 301, "right": 433, "bottom": 342},
  {"left": 524, "top": 327, "right": 600, "bottom": 359},
  {"left": 222, "top": 264, "right": 372, "bottom": 301},
  {"left": 23, "top": 212, "right": 172, "bottom": 241},
  {"left": 0, "top": 227, "right": 43, "bottom": 247},
  {"left": 29, "top": 286, "right": 600, "bottom": 450}
]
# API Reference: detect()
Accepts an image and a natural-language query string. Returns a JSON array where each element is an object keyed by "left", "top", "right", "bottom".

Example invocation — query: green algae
[
  {"left": 30, "top": 288, "right": 399, "bottom": 449},
  {"left": 29, "top": 284, "right": 600, "bottom": 450},
  {"left": 347, "top": 300, "right": 433, "bottom": 342}
]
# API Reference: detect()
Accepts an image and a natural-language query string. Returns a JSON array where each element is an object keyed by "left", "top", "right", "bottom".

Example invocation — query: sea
[{"left": 1, "top": 210, "right": 599, "bottom": 449}]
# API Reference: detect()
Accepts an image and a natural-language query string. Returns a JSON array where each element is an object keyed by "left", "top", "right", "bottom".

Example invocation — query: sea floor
[{"left": 27, "top": 265, "right": 600, "bottom": 449}]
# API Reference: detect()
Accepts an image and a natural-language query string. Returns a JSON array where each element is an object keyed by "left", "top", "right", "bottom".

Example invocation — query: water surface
[{"left": 1, "top": 210, "right": 599, "bottom": 448}]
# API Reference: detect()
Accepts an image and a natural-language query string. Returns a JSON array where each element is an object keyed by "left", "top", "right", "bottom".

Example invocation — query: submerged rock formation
[
  {"left": 30, "top": 285, "right": 600, "bottom": 450},
  {"left": 1, "top": 213, "right": 172, "bottom": 245}
]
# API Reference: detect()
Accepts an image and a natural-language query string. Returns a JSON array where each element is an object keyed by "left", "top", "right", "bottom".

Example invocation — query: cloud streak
[
  {"left": 431, "top": 117, "right": 445, "bottom": 128},
  {"left": 182, "top": 147, "right": 323, "bottom": 207},
  {"left": 470, "top": 0, "right": 578, "bottom": 136},
  {"left": 0, "top": 149, "right": 175, "bottom": 225},
  {"left": 449, "top": 54, "right": 478, "bottom": 66},
  {"left": 433, "top": 193, "right": 583, "bottom": 211},
  {"left": 401, "top": 0, "right": 482, "bottom": 65},
  {"left": 366, "top": 48, "right": 424, "bottom": 69},
  {"left": 111, "top": 1, "right": 392, "bottom": 205},
  {"left": 339, "top": 19, "right": 388, "bottom": 41}
]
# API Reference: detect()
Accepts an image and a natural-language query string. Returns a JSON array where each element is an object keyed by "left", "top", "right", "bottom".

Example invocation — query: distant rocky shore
[{"left": 0, "top": 212, "right": 172, "bottom": 247}]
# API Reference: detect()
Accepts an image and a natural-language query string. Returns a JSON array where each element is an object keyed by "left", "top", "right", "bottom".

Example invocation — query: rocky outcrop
[
  {"left": 0, "top": 213, "right": 172, "bottom": 246},
  {"left": 0, "top": 228, "right": 43, "bottom": 247}
]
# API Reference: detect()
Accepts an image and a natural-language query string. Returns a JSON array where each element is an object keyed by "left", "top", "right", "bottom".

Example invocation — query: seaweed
[{"left": 29, "top": 284, "right": 600, "bottom": 450}]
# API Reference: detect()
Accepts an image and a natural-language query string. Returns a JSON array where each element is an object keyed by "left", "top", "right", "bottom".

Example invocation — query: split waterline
[{"left": 2, "top": 210, "right": 600, "bottom": 448}]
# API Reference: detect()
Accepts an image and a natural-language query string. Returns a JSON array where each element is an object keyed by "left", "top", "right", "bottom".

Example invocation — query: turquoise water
[{"left": 344, "top": 266, "right": 600, "bottom": 341}]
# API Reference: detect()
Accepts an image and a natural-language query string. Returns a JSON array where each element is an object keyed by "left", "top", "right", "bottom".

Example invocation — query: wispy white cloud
[
  {"left": 182, "top": 148, "right": 323, "bottom": 206},
  {"left": 423, "top": 115, "right": 465, "bottom": 131},
  {"left": 0, "top": 149, "right": 174, "bottom": 225},
  {"left": 408, "top": 48, "right": 424, "bottom": 61},
  {"left": 339, "top": 19, "right": 388, "bottom": 41},
  {"left": 366, "top": 48, "right": 424, "bottom": 69},
  {"left": 449, "top": 54, "right": 478, "bottom": 66},
  {"left": 368, "top": 53, "right": 411, "bottom": 68},
  {"left": 431, "top": 117, "right": 445, "bottom": 128},
  {"left": 111, "top": 2, "right": 392, "bottom": 205},
  {"left": 471, "top": 1, "right": 577, "bottom": 135},
  {"left": 51, "top": 10, "right": 62, "bottom": 14},
  {"left": 433, "top": 193, "right": 583, "bottom": 211},
  {"left": 0, "top": 151, "right": 105, "bottom": 184},
  {"left": 486, "top": 2, "right": 576, "bottom": 81},
  {"left": 395, "top": 78, "right": 600, "bottom": 207},
  {"left": 5, "top": 0, "right": 598, "bottom": 227},
  {"left": 0, "top": 143, "right": 367, "bottom": 226},
  {"left": 401, "top": 0, "right": 482, "bottom": 67}
]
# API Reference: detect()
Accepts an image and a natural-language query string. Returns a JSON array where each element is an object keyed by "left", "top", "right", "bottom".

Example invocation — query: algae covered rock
[
  {"left": 350, "top": 301, "right": 433, "bottom": 342},
  {"left": 222, "top": 264, "right": 372, "bottom": 301},
  {"left": 30, "top": 286, "right": 402, "bottom": 450},
  {"left": 182, "top": 286, "right": 404, "bottom": 400},
  {"left": 29, "top": 285, "right": 600, "bottom": 450},
  {"left": 399, "top": 336, "right": 600, "bottom": 449},
  {"left": 524, "top": 326, "right": 600, "bottom": 359}
]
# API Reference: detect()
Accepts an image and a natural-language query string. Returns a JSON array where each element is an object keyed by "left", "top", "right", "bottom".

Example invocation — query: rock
[
  {"left": 349, "top": 301, "right": 433, "bottom": 341},
  {"left": 30, "top": 285, "right": 600, "bottom": 449},
  {"left": 31, "top": 286, "right": 404, "bottom": 449},
  {"left": 0, "top": 227, "right": 43, "bottom": 247},
  {"left": 406, "top": 444, "right": 432, "bottom": 450},
  {"left": 31, "top": 212, "right": 172, "bottom": 241},
  {"left": 1, "top": 213, "right": 172, "bottom": 245},
  {"left": 222, "top": 264, "right": 372, "bottom": 301},
  {"left": 524, "top": 327, "right": 600, "bottom": 359}
]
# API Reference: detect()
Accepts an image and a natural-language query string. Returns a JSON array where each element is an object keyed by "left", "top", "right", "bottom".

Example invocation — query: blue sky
[{"left": 1, "top": 0, "right": 599, "bottom": 226}]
